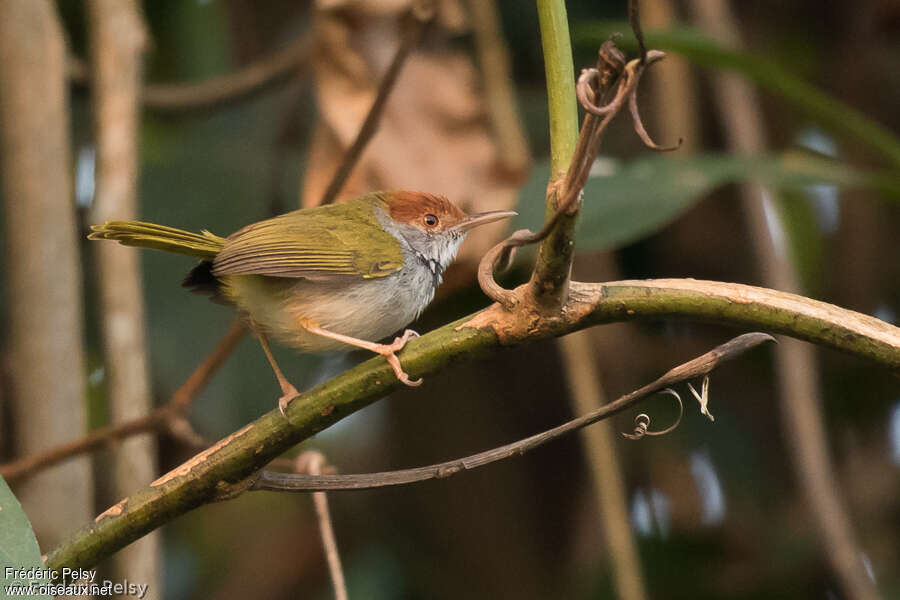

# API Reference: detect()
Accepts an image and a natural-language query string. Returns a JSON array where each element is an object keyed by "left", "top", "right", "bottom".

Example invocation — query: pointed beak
[{"left": 452, "top": 209, "right": 517, "bottom": 233}]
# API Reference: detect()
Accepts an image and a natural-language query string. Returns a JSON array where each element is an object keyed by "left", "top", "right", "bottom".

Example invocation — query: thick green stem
[
  {"left": 537, "top": 0, "right": 578, "bottom": 175},
  {"left": 532, "top": 0, "right": 580, "bottom": 307},
  {"left": 46, "top": 278, "right": 900, "bottom": 572}
]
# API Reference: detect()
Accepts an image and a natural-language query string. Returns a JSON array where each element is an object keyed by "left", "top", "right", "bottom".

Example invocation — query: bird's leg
[
  {"left": 255, "top": 329, "right": 300, "bottom": 415},
  {"left": 298, "top": 319, "right": 422, "bottom": 386}
]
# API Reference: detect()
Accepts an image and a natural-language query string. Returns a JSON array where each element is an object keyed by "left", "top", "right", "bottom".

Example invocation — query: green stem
[
  {"left": 537, "top": 0, "right": 578, "bottom": 175},
  {"left": 532, "top": 0, "right": 580, "bottom": 307}
]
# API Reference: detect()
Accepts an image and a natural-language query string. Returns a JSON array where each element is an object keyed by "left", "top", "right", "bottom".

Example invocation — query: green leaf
[
  {"left": 573, "top": 22, "right": 900, "bottom": 169},
  {"left": 0, "top": 475, "right": 52, "bottom": 599},
  {"left": 514, "top": 152, "right": 893, "bottom": 252}
]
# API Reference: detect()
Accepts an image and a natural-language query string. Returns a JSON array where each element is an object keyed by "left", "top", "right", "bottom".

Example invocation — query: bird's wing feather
[{"left": 211, "top": 199, "right": 404, "bottom": 279}]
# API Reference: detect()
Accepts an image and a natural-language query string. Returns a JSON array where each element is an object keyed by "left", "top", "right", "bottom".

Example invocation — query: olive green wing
[{"left": 211, "top": 201, "right": 404, "bottom": 280}]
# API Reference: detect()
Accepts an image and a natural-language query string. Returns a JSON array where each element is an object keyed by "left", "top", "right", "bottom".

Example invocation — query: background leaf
[
  {"left": 514, "top": 152, "right": 889, "bottom": 252},
  {"left": 0, "top": 475, "right": 52, "bottom": 599},
  {"left": 573, "top": 22, "right": 900, "bottom": 169}
]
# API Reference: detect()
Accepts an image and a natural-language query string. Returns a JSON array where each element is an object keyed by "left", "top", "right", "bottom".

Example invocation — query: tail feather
[{"left": 89, "top": 220, "right": 225, "bottom": 260}]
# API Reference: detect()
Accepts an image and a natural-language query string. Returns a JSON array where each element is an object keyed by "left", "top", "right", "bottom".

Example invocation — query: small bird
[{"left": 90, "top": 191, "right": 515, "bottom": 413}]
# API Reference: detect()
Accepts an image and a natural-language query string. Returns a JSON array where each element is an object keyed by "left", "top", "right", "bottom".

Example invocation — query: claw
[
  {"left": 278, "top": 382, "right": 301, "bottom": 416},
  {"left": 390, "top": 329, "right": 419, "bottom": 350},
  {"left": 380, "top": 332, "right": 422, "bottom": 386}
]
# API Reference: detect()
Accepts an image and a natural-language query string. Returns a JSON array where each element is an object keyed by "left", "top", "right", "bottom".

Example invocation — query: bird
[{"left": 89, "top": 190, "right": 516, "bottom": 413}]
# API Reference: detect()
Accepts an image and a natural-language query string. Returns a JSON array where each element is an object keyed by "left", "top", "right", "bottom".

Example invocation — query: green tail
[{"left": 88, "top": 221, "right": 226, "bottom": 260}]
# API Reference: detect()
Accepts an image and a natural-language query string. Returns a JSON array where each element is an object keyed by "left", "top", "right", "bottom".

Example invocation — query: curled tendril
[
  {"left": 476, "top": 42, "right": 683, "bottom": 307},
  {"left": 628, "top": 80, "right": 682, "bottom": 152},
  {"left": 622, "top": 388, "right": 683, "bottom": 440},
  {"left": 577, "top": 68, "right": 620, "bottom": 116}
]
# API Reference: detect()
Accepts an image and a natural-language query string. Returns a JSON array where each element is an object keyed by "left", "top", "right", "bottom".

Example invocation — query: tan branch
[
  {"left": 69, "top": 34, "right": 311, "bottom": 113},
  {"left": 291, "top": 452, "right": 347, "bottom": 600},
  {"left": 560, "top": 329, "right": 648, "bottom": 600},
  {"left": 0, "top": 320, "right": 246, "bottom": 483}
]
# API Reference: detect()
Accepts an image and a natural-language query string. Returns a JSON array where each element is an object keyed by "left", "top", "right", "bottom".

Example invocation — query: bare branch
[
  {"left": 251, "top": 334, "right": 773, "bottom": 492},
  {"left": 293, "top": 453, "right": 347, "bottom": 600},
  {"left": 69, "top": 34, "right": 311, "bottom": 113},
  {"left": 628, "top": 0, "right": 648, "bottom": 64},
  {"left": 559, "top": 325, "right": 648, "bottom": 600},
  {"left": 0, "top": 320, "right": 246, "bottom": 482}
]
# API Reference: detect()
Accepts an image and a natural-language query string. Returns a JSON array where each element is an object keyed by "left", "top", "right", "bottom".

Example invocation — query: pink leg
[
  {"left": 299, "top": 319, "right": 422, "bottom": 386},
  {"left": 256, "top": 330, "right": 300, "bottom": 415}
]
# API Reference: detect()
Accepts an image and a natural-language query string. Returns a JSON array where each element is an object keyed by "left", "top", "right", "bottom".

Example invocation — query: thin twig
[
  {"left": 0, "top": 320, "right": 246, "bottom": 482},
  {"left": 0, "top": 414, "right": 160, "bottom": 483},
  {"left": 69, "top": 33, "right": 311, "bottom": 113},
  {"left": 466, "top": 0, "right": 531, "bottom": 179},
  {"left": 559, "top": 327, "right": 648, "bottom": 600},
  {"left": 251, "top": 333, "right": 774, "bottom": 492},
  {"left": 171, "top": 320, "right": 247, "bottom": 408},
  {"left": 318, "top": 6, "right": 431, "bottom": 205},
  {"left": 628, "top": 0, "right": 647, "bottom": 63},
  {"left": 294, "top": 452, "right": 348, "bottom": 600}
]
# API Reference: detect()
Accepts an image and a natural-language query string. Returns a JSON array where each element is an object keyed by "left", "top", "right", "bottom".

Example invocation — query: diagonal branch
[
  {"left": 250, "top": 333, "right": 772, "bottom": 492},
  {"left": 45, "top": 278, "right": 900, "bottom": 572},
  {"left": 0, "top": 320, "right": 246, "bottom": 483}
]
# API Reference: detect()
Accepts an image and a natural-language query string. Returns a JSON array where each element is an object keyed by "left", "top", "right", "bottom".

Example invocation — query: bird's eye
[{"left": 424, "top": 214, "right": 438, "bottom": 227}]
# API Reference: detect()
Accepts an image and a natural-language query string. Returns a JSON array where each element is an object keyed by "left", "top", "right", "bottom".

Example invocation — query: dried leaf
[{"left": 302, "top": 0, "right": 523, "bottom": 265}]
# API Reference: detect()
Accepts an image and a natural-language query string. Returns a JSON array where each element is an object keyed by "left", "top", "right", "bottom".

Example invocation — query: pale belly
[{"left": 220, "top": 268, "right": 435, "bottom": 352}]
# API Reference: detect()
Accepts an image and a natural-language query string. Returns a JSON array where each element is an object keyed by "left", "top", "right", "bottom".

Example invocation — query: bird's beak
[{"left": 452, "top": 209, "right": 518, "bottom": 233}]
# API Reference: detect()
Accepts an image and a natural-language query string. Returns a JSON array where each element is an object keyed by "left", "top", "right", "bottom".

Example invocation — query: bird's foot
[
  {"left": 297, "top": 319, "right": 423, "bottom": 387},
  {"left": 376, "top": 329, "right": 421, "bottom": 386},
  {"left": 278, "top": 381, "right": 301, "bottom": 416}
]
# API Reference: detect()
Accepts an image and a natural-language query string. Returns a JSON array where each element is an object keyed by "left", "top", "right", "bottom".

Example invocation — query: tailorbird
[{"left": 89, "top": 191, "right": 515, "bottom": 413}]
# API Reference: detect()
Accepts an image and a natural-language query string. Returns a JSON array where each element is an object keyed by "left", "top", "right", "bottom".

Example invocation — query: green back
[{"left": 212, "top": 193, "right": 404, "bottom": 279}]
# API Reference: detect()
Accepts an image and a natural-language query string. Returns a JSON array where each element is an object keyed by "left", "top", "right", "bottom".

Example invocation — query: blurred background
[{"left": 1, "top": 0, "right": 899, "bottom": 598}]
